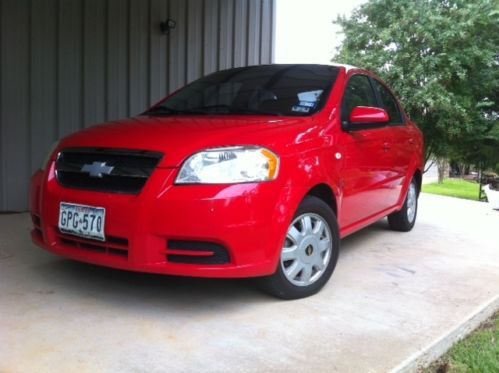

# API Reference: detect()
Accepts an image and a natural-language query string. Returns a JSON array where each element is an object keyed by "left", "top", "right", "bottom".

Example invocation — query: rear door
[
  {"left": 371, "top": 79, "right": 414, "bottom": 200},
  {"left": 338, "top": 74, "right": 395, "bottom": 229}
]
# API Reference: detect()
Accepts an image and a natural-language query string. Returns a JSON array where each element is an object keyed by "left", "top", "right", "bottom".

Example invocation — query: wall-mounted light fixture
[{"left": 160, "top": 19, "right": 176, "bottom": 35}]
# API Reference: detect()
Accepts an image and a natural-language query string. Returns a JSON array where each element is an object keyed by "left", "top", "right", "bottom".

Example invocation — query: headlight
[
  {"left": 176, "top": 146, "right": 280, "bottom": 184},
  {"left": 41, "top": 141, "right": 59, "bottom": 170}
]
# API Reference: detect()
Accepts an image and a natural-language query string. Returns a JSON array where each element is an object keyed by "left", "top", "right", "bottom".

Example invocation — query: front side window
[
  {"left": 372, "top": 80, "right": 403, "bottom": 124},
  {"left": 146, "top": 65, "right": 340, "bottom": 117},
  {"left": 342, "top": 75, "right": 377, "bottom": 122}
]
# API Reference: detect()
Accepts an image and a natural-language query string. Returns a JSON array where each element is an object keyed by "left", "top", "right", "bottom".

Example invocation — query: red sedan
[{"left": 30, "top": 64, "right": 423, "bottom": 299}]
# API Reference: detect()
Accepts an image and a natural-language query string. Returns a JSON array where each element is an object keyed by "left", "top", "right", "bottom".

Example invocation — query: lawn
[
  {"left": 426, "top": 311, "right": 499, "bottom": 372},
  {"left": 422, "top": 178, "right": 481, "bottom": 201}
]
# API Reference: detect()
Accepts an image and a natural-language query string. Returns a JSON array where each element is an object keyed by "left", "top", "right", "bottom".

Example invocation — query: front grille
[
  {"left": 167, "top": 240, "right": 231, "bottom": 264},
  {"left": 56, "top": 232, "right": 129, "bottom": 258},
  {"left": 55, "top": 148, "right": 163, "bottom": 194}
]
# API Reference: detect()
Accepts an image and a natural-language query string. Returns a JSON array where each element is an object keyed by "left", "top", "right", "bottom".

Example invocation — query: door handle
[{"left": 383, "top": 142, "right": 391, "bottom": 152}]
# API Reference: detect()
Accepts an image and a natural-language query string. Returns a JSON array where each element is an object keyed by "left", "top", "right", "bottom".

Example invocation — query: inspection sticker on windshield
[
  {"left": 292, "top": 105, "right": 310, "bottom": 113},
  {"left": 299, "top": 101, "right": 316, "bottom": 108}
]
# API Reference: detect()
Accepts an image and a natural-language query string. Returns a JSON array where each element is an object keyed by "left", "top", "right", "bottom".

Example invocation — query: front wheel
[
  {"left": 260, "top": 196, "right": 340, "bottom": 299},
  {"left": 388, "top": 179, "right": 418, "bottom": 232}
]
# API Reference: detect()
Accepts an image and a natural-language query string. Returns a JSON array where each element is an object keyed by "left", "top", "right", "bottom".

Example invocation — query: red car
[{"left": 30, "top": 64, "right": 423, "bottom": 299}]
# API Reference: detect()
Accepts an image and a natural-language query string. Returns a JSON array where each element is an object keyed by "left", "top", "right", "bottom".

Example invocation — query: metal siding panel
[
  {"left": 168, "top": 0, "right": 187, "bottom": 91},
  {"left": 129, "top": 0, "right": 149, "bottom": 115},
  {"left": 30, "top": 0, "right": 58, "bottom": 175},
  {"left": 270, "top": 0, "right": 276, "bottom": 62},
  {"left": 247, "top": 0, "right": 261, "bottom": 65},
  {"left": 0, "top": 0, "right": 30, "bottom": 211},
  {"left": 233, "top": 0, "right": 248, "bottom": 68},
  {"left": 149, "top": 0, "right": 169, "bottom": 104},
  {"left": 0, "top": 0, "right": 3, "bottom": 208},
  {"left": 186, "top": 0, "right": 203, "bottom": 83},
  {"left": 107, "top": 0, "right": 129, "bottom": 120},
  {"left": 260, "top": 0, "right": 272, "bottom": 64},
  {"left": 203, "top": 0, "right": 218, "bottom": 75},
  {"left": 83, "top": 0, "right": 106, "bottom": 127},
  {"left": 58, "top": 0, "right": 83, "bottom": 137},
  {"left": 217, "top": 0, "right": 233, "bottom": 70}
]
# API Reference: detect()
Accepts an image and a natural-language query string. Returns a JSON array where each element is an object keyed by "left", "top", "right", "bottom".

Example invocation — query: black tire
[
  {"left": 259, "top": 196, "right": 340, "bottom": 300},
  {"left": 388, "top": 178, "right": 418, "bottom": 232}
]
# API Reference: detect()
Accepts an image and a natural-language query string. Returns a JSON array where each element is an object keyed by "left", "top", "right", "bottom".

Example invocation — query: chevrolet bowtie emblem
[{"left": 81, "top": 162, "right": 114, "bottom": 178}]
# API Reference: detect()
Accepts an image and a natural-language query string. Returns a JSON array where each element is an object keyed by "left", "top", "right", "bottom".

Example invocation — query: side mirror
[{"left": 349, "top": 106, "right": 389, "bottom": 124}]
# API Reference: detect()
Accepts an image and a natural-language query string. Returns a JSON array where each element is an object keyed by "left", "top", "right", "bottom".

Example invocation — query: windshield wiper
[
  {"left": 185, "top": 104, "right": 282, "bottom": 116},
  {"left": 229, "top": 108, "right": 282, "bottom": 116},
  {"left": 143, "top": 106, "right": 207, "bottom": 116},
  {"left": 144, "top": 104, "right": 282, "bottom": 116}
]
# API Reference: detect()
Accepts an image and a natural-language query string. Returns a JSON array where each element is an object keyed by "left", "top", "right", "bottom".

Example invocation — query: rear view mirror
[{"left": 349, "top": 106, "right": 389, "bottom": 124}]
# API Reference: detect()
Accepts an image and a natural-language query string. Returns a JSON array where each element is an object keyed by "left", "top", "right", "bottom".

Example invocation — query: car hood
[{"left": 59, "top": 115, "right": 316, "bottom": 167}]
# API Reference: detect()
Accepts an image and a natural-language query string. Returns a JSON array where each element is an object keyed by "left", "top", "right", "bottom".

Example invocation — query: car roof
[
  {"left": 328, "top": 62, "right": 361, "bottom": 72},
  {"left": 214, "top": 63, "right": 363, "bottom": 74},
  {"left": 261, "top": 63, "right": 363, "bottom": 74},
  {"left": 271, "top": 62, "right": 360, "bottom": 69}
]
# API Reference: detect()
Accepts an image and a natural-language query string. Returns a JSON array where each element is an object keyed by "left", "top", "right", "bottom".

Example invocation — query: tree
[
  {"left": 449, "top": 122, "right": 499, "bottom": 174},
  {"left": 334, "top": 0, "right": 499, "bottom": 181}
]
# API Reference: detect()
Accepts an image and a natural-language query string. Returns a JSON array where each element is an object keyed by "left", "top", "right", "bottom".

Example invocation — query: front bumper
[{"left": 30, "top": 163, "right": 297, "bottom": 278}]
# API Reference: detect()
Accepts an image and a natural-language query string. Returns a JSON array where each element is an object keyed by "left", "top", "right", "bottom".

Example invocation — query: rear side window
[
  {"left": 372, "top": 80, "right": 403, "bottom": 124},
  {"left": 342, "top": 75, "right": 377, "bottom": 121}
]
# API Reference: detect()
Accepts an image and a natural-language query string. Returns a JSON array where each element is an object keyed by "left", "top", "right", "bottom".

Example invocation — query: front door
[{"left": 337, "top": 75, "right": 396, "bottom": 229}]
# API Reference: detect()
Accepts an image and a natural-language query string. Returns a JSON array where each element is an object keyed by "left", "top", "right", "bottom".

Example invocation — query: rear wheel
[
  {"left": 260, "top": 196, "right": 340, "bottom": 299},
  {"left": 388, "top": 179, "right": 418, "bottom": 232}
]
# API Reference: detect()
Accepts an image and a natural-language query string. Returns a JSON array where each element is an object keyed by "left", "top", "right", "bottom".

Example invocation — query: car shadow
[
  {"left": 28, "top": 218, "right": 394, "bottom": 310},
  {"left": 30, "top": 257, "right": 277, "bottom": 313},
  {"left": 340, "top": 219, "right": 391, "bottom": 247}
]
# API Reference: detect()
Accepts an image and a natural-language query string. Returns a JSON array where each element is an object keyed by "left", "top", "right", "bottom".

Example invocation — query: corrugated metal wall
[{"left": 0, "top": 0, "right": 276, "bottom": 211}]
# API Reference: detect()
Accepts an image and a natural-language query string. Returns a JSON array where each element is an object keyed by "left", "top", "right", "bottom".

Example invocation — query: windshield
[{"left": 145, "top": 65, "right": 340, "bottom": 117}]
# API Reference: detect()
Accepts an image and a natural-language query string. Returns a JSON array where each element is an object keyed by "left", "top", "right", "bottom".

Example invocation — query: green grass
[
  {"left": 422, "top": 179, "right": 481, "bottom": 201},
  {"left": 426, "top": 311, "right": 499, "bottom": 373}
]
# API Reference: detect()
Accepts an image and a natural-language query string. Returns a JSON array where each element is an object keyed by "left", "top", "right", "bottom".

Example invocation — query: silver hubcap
[
  {"left": 407, "top": 183, "right": 417, "bottom": 223},
  {"left": 281, "top": 213, "right": 332, "bottom": 287}
]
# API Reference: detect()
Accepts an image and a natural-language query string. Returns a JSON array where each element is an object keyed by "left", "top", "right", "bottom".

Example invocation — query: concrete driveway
[{"left": 1, "top": 194, "right": 498, "bottom": 373}]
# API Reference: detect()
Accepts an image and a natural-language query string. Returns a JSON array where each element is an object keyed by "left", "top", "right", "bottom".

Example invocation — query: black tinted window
[
  {"left": 343, "top": 75, "right": 377, "bottom": 121},
  {"left": 372, "top": 80, "right": 403, "bottom": 124},
  {"left": 148, "top": 65, "right": 340, "bottom": 117}
]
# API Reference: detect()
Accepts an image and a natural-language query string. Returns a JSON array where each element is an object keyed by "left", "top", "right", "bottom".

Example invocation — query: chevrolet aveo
[{"left": 30, "top": 64, "right": 423, "bottom": 299}]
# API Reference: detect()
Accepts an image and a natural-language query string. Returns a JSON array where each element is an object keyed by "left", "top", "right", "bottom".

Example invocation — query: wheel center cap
[
  {"left": 305, "top": 245, "right": 314, "bottom": 256},
  {"left": 299, "top": 236, "right": 319, "bottom": 264}
]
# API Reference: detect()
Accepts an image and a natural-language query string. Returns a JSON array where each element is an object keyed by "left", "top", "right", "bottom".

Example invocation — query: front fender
[{"left": 267, "top": 147, "right": 342, "bottom": 270}]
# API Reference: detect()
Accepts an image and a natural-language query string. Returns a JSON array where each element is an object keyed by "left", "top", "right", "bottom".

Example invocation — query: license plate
[{"left": 58, "top": 202, "right": 106, "bottom": 241}]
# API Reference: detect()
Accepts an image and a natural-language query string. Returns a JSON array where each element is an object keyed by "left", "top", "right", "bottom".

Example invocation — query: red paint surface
[{"left": 349, "top": 106, "right": 389, "bottom": 124}]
